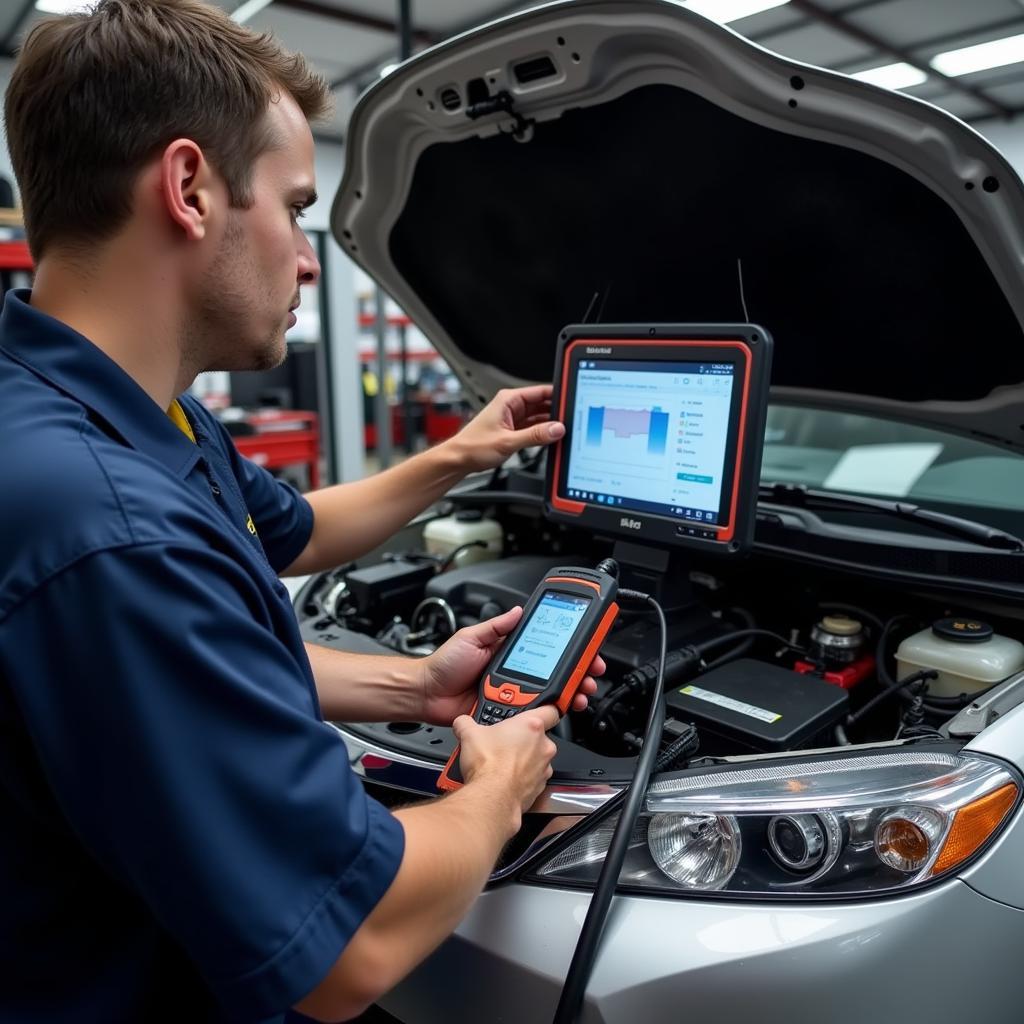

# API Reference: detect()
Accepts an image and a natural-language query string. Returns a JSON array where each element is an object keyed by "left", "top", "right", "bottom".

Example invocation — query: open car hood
[{"left": 331, "top": 0, "right": 1024, "bottom": 451}]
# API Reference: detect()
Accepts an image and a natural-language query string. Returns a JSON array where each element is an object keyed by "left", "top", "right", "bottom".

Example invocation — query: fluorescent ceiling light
[
  {"left": 850, "top": 62, "right": 928, "bottom": 90},
  {"left": 931, "top": 32, "right": 1024, "bottom": 77},
  {"left": 681, "top": 0, "right": 791, "bottom": 24},
  {"left": 35, "top": 0, "right": 93, "bottom": 13},
  {"left": 230, "top": 0, "right": 274, "bottom": 24}
]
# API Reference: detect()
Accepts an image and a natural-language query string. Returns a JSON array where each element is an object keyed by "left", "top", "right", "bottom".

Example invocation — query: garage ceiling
[{"left": 4, "top": 0, "right": 1024, "bottom": 139}]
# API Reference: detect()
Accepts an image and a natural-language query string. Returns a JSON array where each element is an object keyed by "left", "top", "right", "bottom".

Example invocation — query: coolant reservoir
[
  {"left": 896, "top": 618, "right": 1024, "bottom": 698},
  {"left": 423, "top": 510, "right": 503, "bottom": 569}
]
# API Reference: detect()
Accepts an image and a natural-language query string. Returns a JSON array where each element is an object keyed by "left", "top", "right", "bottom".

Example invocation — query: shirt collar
[{"left": 0, "top": 289, "right": 201, "bottom": 477}]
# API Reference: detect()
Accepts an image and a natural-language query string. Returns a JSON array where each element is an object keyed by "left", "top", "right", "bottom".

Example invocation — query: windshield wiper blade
[{"left": 759, "top": 483, "right": 1024, "bottom": 552}]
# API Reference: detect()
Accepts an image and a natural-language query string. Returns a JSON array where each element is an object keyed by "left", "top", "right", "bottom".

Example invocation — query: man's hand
[
  {"left": 443, "top": 385, "right": 565, "bottom": 473},
  {"left": 419, "top": 607, "right": 604, "bottom": 726},
  {"left": 453, "top": 706, "right": 560, "bottom": 820}
]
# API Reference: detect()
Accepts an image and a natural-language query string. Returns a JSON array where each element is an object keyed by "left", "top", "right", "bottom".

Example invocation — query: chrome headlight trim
[{"left": 529, "top": 751, "right": 1021, "bottom": 899}]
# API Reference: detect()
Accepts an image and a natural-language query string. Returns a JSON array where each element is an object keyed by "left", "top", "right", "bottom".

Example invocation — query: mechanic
[{"left": 0, "top": 2, "right": 602, "bottom": 1022}]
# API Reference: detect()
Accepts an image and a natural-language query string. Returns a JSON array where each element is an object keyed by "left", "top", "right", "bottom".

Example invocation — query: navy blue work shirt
[{"left": 0, "top": 290, "right": 405, "bottom": 1023}]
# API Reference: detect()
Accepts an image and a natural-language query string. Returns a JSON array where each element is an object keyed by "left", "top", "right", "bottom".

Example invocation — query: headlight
[{"left": 528, "top": 752, "right": 1019, "bottom": 897}]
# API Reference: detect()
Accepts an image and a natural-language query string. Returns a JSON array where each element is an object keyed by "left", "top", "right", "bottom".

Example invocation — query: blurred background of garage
[{"left": 5, "top": 0, "right": 1024, "bottom": 488}]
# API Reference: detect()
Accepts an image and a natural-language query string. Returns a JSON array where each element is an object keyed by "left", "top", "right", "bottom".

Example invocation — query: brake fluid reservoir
[
  {"left": 896, "top": 618, "right": 1024, "bottom": 698},
  {"left": 423, "top": 510, "right": 503, "bottom": 569}
]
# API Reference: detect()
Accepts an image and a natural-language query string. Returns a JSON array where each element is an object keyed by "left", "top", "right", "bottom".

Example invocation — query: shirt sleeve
[
  {"left": 181, "top": 397, "right": 314, "bottom": 574},
  {"left": 3, "top": 540, "right": 405, "bottom": 1019}
]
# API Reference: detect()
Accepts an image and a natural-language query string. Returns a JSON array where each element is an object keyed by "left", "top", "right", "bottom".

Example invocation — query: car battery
[
  {"left": 665, "top": 658, "right": 848, "bottom": 756},
  {"left": 345, "top": 560, "right": 436, "bottom": 619}
]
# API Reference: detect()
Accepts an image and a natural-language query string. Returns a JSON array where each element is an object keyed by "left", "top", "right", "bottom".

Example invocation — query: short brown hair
[{"left": 4, "top": 0, "right": 331, "bottom": 259}]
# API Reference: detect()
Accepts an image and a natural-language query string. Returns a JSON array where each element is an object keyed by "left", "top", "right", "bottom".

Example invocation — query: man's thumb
[
  {"left": 452, "top": 714, "right": 476, "bottom": 742},
  {"left": 516, "top": 421, "right": 564, "bottom": 448}
]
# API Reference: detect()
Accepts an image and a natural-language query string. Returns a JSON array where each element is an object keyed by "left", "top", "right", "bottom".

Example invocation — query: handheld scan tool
[
  {"left": 544, "top": 324, "right": 773, "bottom": 555},
  {"left": 437, "top": 565, "right": 619, "bottom": 792}
]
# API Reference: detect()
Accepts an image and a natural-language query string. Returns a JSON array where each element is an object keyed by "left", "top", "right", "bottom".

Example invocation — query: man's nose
[{"left": 298, "top": 235, "right": 320, "bottom": 285}]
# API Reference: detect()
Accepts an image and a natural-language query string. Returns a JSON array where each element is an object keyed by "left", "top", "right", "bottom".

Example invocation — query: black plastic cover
[{"left": 666, "top": 658, "right": 848, "bottom": 754}]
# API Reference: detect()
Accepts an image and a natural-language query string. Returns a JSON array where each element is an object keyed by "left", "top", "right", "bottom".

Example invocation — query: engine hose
[
  {"left": 655, "top": 724, "right": 700, "bottom": 772},
  {"left": 702, "top": 607, "right": 757, "bottom": 671},
  {"left": 590, "top": 682, "right": 631, "bottom": 735},
  {"left": 593, "top": 621, "right": 800, "bottom": 739},
  {"left": 846, "top": 669, "right": 937, "bottom": 727}
]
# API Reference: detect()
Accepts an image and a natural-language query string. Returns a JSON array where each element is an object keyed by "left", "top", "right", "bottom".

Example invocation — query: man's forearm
[
  {"left": 284, "top": 438, "right": 471, "bottom": 576},
  {"left": 305, "top": 642, "right": 423, "bottom": 722},
  {"left": 294, "top": 778, "right": 520, "bottom": 1021}
]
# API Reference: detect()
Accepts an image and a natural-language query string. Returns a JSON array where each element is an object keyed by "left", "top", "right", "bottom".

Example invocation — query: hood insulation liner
[{"left": 389, "top": 84, "right": 1024, "bottom": 402}]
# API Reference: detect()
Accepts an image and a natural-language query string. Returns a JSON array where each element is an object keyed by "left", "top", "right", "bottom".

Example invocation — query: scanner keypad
[{"left": 479, "top": 702, "right": 520, "bottom": 724}]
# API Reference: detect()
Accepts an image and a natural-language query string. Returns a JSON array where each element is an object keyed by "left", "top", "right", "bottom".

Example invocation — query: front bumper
[{"left": 378, "top": 878, "right": 1023, "bottom": 1023}]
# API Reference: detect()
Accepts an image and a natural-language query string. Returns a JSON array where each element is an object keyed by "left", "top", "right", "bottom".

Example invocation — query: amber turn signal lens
[
  {"left": 875, "top": 810, "right": 941, "bottom": 873},
  {"left": 930, "top": 783, "right": 1018, "bottom": 876}
]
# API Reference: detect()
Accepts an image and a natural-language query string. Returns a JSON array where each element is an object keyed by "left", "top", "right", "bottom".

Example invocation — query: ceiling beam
[
  {"left": 787, "top": 0, "right": 1014, "bottom": 120},
  {"left": 898, "top": 14, "right": 1024, "bottom": 59},
  {"left": 965, "top": 106, "right": 1024, "bottom": 126},
  {"left": 328, "top": 0, "right": 528, "bottom": 92},
  {"left": 749, "top": 0, "right": 886, "bottom": 44},
  {"left": 274, "top": 0, "right": 434, "bottom": 44},
  {"left": 831, "top": 14, "right": 1024, "bottom": 74}
]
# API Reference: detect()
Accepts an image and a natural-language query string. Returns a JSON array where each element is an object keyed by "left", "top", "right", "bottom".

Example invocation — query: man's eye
[{"left": 291, "top": 206, "right": 307, "bottom": 221}]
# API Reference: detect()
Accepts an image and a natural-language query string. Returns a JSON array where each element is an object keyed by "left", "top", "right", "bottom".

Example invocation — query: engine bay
[{"left": 294, "top": 466, "right": 1024, "bottom": 781}]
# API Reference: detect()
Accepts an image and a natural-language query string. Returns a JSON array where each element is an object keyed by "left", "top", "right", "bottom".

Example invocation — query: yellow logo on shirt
[{"left": 245, "top": 515, "right": 258, "bottom": 536}]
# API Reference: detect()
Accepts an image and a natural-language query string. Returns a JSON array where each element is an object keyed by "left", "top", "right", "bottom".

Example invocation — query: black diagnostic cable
[
  {"left": 552, "top": 576, "right": 667, "bottom": 1024},
  {"left": 556, "top": 604, "right": 809, "bottom": 1020}
]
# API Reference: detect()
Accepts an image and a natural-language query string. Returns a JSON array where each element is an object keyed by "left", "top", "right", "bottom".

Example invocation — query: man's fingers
[
  {"left": 522, "top": 413, "right": 553, "bottom": 427},
  {"left": 502, "top": 383, "right": 552, "bottom": 409},
  {"left": 571, "top": 677, "right": 598, "bottom": 713},
  {"left": 522, "top": 705, "right": 560, "bottom": 732},
  {"left": 589, "top": 654, "right": 606, "bottom": 677},
  {"left": 498, "top": 385, "right": 554, "bottom": 426},
  {"left": 512, "top": 400, "right": 554, "bottom": 428}
]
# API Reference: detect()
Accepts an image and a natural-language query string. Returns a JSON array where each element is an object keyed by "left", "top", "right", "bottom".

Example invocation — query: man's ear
[{"left": 160, "top": 139, "right": 216, "bottom": 241}]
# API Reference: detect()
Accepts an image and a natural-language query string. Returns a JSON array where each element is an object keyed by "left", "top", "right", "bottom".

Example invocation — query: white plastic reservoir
[
  {"left": 896, "top": 618, "right": 1024, "bottom": 698},
  {"left": 423, "top": 510, "right": 503, "bottom": 569}
]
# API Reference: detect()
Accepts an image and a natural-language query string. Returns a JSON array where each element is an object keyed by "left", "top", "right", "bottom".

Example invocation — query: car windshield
[{"left": 760, "top": 405, "right": 1024, "bottom": 530}]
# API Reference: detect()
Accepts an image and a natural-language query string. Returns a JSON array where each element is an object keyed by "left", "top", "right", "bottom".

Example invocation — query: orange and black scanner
[{"left": 438, "top": 565, "right": 619, "bottom": 792}]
